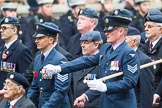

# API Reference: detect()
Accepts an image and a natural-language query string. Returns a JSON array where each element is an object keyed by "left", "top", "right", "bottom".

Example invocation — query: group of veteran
[{"left": 1, "top": 1, "right": 162, "bottom": 108}]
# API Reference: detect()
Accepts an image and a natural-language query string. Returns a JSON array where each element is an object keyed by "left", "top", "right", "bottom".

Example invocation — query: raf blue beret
[
  {"left": 80, "top": 31, "right": 102, "bottom": 41},
  {"left": 33, "top": 22, "right": 61, "bottom": 37},
  {"left": 7, "top": 72, "right": 29, "bottom": 89},
  {"left": 78, "top": 8, "right": 98, "bottom": 18},
  {"left": 0, "top": 16, "right": 19, "bottom": 25},
  {"left": 144, "top": 9, "right": 162, "bottom": 23},
  {"left": 127, "top": 27, "right": 140, "bottom": 36},
  {"left": 104, "top": 9, "right": 132, "bottom": 31}
]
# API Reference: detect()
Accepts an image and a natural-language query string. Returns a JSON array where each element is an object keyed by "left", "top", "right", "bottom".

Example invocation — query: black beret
[
  {"left": 33, "top": 22, "right": 61, "bottom": 37},
  {"left": 144, "top": 9, "right": 162, "bottom": 23},
  {"left": 78, "top": 8, "right": 98, "bottom": 18},
  {"left": 0, "top": 16, "right": 19, "bottom": 25},
  {"left": 7, "top": 72, "right": 29, "bottom": 89},
  {"left": 127, "top": 27, "right": 140, "bottom": 36},
  {"left": 80, "top": 31, "right": 102, "bottom": 41},
  {"left": 104, "top": 9, "right": 132, "bottom": 31},
  {"left": 135, "top": 0, "right": 149, "bottom": 5},
  {"left": 27, "top": 0, "right": 39, "bottom": 10}
]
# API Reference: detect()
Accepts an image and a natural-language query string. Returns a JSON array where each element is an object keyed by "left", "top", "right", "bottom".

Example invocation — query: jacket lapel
[
  {"left": 5, "top": 40, "right": 18, "bottom": 59},
  {"left": 14, "top": 95, "right": 26, "bottom": 107}
]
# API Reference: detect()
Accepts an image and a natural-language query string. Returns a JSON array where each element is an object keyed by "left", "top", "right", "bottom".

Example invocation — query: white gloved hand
[
  {"left": 43, "top": 64, "right": 61, "bottom": 76},
  {"left": 87, "top": 80, "right": 107, "bottom": 92}
]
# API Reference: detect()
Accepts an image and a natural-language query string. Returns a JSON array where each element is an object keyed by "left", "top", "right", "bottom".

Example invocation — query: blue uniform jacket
[
  {"left": 27, "top": 48, "right": 71, "bottom": 108},
  {"left": 60, "top": 41, "right": 140, "bottom": 108}
]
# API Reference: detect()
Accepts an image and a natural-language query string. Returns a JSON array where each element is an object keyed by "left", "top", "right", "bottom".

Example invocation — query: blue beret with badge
[
  {"left": 144, "top": 9, "right": 162, "bottom": 23},
  {"left": 7, "top": 72, "right": 29, "bottom": 89},
  {"left": 127, "top": 27, "right": 140, "bottom": 36},
  {"left": 33, "top": 22, "right": 61, "bottom": 37},
  {"left": 103, "top": 9, "right": 132, "bottom": 31},
  {"left": 0, "top": 16, "right": 19, "bottom": 25},
  {"left": 80, "top": 31, "right": 102, "bottom": 41},
  {"left": 78, "top": 8, "right": 98, "bottom": 18}
]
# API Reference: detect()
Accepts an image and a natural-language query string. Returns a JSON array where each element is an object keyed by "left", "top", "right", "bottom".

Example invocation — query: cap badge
[
  {"left": 4, "top": 18, "right": 9, "bottom": 23},
  {"left": 80, "top": 9, "right": 83, "bottom": 15},
  {"left": 40, "top": 19, "right": 43, "bottom": 23},
  {"left": 114, "top": 10, "right": 118, "bottom": 15},
  {"left": 10, "top": 74, "right": 14, "bottom": 79},
  {"left": 36, "top": 25, "right": 39, "bottom": 30},
  {"left": 105, "top": 18, "right": 109, "bottom": 24}
]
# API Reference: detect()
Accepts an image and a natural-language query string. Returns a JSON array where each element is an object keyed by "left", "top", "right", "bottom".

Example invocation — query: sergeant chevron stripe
[
  {"left": 127, "top": 64, "right": 137, "bottom": 73},
  {"left": 57, "top": 73, "right": 68, "bottom": 82}
]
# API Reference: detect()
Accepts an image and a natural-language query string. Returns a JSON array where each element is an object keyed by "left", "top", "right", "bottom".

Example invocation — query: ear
[{"left": 17, "top": 85, "right": 23, "bottom": 93}]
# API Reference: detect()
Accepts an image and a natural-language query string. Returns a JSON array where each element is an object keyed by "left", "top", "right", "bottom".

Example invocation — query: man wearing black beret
[
  {"left": 0, "top": 72, "right": 36, "bottom": 108},
  {"left": 140, "top": 9, "right": 162, "bottom": 108},
  {"left": 125, "top": 27, "right": 154, "bottom": 108},
  {"left": 43, "top": 9, "right": 140, "bottom": 108},
  {"left": 27, "top": 22, "right": 71, "bottom": 108},
  {"left": 0, "top": 16, "right": 32, "bottom": 89}
]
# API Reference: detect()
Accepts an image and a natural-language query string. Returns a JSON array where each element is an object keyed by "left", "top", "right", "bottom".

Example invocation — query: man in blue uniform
[
  {"left": 0, "top": 16, "right": 32, "bottom": 89},
  {"left": 125, "top": 27, "right": 154, "bottom": 108},
  {"left": 27, "top": 22, "right": 71, "bottom": 108},
  {"left": 43, "top": 9, "right": 140, "bottom": 108}
]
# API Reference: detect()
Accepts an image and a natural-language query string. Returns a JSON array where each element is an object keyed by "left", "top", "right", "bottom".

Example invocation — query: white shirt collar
[
  {"left": 10, "top": 95, "right": 23, "bottom": 107},
  {"left": 41, "top": 46, "right": 54, "bottom": 60},
  {"left": 5, "top": 37, "right": 17, "bottom": 49},
  {"left": 112, "top": 40, "right": 124, "bottom": 50},
  {"left": 151, "top": 36, "right": 162, "bottom": 48}
]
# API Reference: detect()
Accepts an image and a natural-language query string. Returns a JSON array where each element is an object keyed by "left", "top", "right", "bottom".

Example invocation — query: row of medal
[
  {"left": 40, "top": 68, "right": 53, "bottom": 79},
  {"left": 0, "top": 61, "right": 16, "bottom": 72}
]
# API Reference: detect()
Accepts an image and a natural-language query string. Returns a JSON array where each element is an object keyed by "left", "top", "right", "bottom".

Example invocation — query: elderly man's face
[
  {"left": 3, "top": 79, "right": 20, "bottom": 101},
  {"left": 77, "top": 15, "right": 94, "bottom": 33},
  {"left": 144, "top": 21, "right": 161, "bottom": 41}
]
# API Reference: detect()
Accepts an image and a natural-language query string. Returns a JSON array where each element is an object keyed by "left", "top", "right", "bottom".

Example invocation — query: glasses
[
  {"left": 3, "top": 82, "right": 19, "bottom": 89},
  {"left": 0, "top": 26, "right": 14, "bottom": 31},
  {"left": 144, "top": 24, "right": 161, "bottom": 29}
]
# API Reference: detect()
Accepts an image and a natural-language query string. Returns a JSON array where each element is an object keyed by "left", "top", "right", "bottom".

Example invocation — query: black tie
[
  {"left": 149, "top": 42, "right": 153, "bottom": 51},
  {"left": 41, "top": 54, "right": 45, "bottom": 63},
  {"left": 4, "top": 46, "right": 7, "bottom": 53},
  {"left": 5, "top": 103, "right": 10, "bottom": 108}
]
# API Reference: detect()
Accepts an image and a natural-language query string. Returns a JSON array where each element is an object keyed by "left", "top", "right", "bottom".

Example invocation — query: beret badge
[
  {"left": 80, "top": 9, "right": 83, "bottom": 14},
  {"left": 10, "top": 74, "right": 14, "bottom": 79},
  {"left": 114, "top": 10, "right": 118, "bottom": 15},
  {"left": 4, "top": 18, "right": 9, "bottom": 23},
  {"left": 105, "top": 18, "right": 109, "bottom": 24}
]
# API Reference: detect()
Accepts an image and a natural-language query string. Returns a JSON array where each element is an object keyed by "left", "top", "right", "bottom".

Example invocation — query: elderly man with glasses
[{"left": 0, "top": 72, "right": 36, "bottom": 108}]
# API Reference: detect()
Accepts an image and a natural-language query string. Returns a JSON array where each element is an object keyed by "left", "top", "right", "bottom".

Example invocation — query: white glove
[
  {"left": 87, "top": 80, "right": 107, "bottom": 92},
  {"left": 43, "top": 64, "right": 61, "bottom": 76}
]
